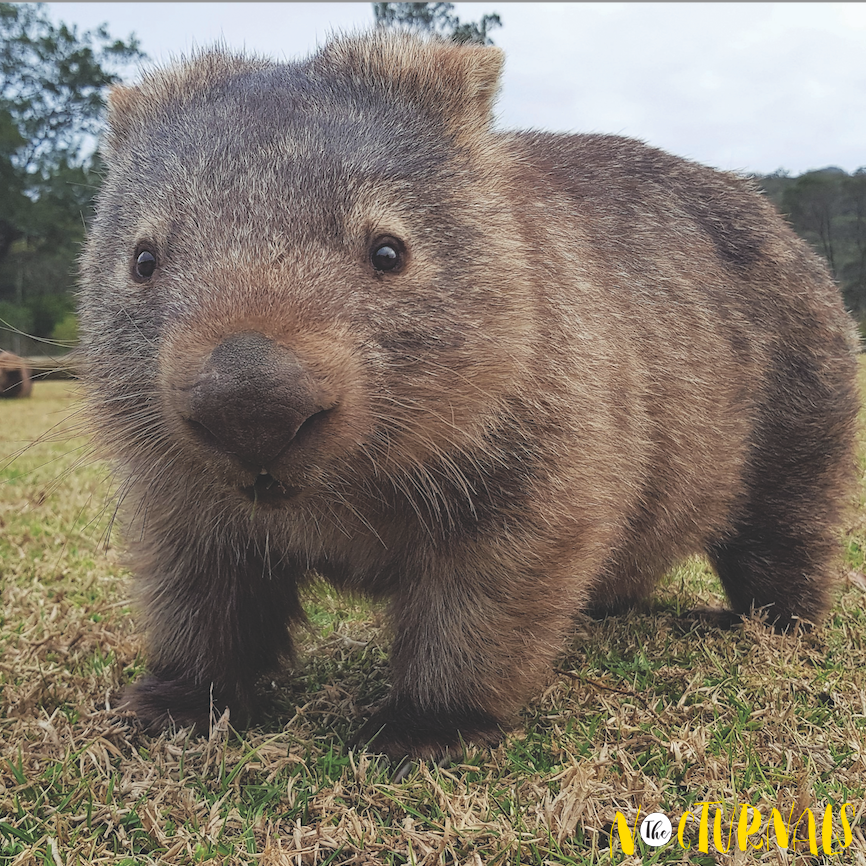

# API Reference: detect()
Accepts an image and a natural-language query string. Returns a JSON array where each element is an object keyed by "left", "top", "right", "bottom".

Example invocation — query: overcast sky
[{"left": 45, "top": 2, "right": 866, "bottom": 177}]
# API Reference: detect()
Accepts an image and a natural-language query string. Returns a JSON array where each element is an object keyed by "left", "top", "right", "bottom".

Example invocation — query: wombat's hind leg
[
  {"left": 708, "top": 361, "right": 857, "bottom": 630},
  {"left": 708, "top": 521, "right": 839, "bottom": 630}
]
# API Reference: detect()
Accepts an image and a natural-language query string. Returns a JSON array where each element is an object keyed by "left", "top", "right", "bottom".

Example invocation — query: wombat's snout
[{"left": 183, "top": 331, "right": 331, "bottom": 470}]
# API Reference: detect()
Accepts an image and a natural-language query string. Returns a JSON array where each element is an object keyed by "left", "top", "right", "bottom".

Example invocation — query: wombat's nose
[{"left": 185, "top": 332, "right": 329, "bottom": 467}]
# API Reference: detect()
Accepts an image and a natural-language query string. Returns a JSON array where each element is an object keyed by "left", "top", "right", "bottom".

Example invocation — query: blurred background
[{"left": 1, "top": 2, "right": 865, "bottom": 361}]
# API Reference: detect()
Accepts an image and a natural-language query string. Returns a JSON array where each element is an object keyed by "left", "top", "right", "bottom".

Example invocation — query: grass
[{"left": 1, "top": 376, "right": 866, "bottom": 865}]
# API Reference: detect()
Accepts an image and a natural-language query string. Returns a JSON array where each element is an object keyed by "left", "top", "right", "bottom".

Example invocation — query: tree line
[
  {"left": 1, "top": 2, "right": 863, "bottom": 357},
  {"left": 756, "top": 168, "right": 866, "bottom": 324},
  {"left": 0, "top": 2, "right": 142, "bottom": 355}
]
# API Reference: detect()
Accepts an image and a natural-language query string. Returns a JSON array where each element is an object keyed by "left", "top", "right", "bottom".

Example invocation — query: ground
[{"left": 1, "top": 377, "right": 865, "bottom": 865}]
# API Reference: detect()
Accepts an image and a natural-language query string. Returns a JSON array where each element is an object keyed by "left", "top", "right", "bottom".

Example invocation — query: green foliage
[
  {"left": 50, "top": 311, "right": 78, "bottom": 345},
  {"left": 757, "top": 166, "right": 866, "bottom": 323},
  {"left": 372, "top": 2, "right": 502, "bottom": 45},
  {"left": 0, "top": 108, "right": 26, "bottom": 261},
  {"left": 0, "top": 3, "right": 143, "bottom": 354},
  {"left": 0, "top": 298, "right": 32, "bottom": 336},
  {"left": 783, "top": 170, "right": 845, "bottom": 276},
  {"left": 0, "top": 2, "right": 143, "bottom": 174}
]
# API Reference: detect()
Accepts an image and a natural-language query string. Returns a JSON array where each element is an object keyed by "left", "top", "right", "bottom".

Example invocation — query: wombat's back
[{"left": 500, "top": 130, "right": 860, "bottom": 616}]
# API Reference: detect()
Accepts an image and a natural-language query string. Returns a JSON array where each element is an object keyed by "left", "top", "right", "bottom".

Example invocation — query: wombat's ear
[
  {"left": 310, "top": 32, "right": 504, "bottom": 146},
  {"left": 432, "top": 41, "right": 504, "bottom": 142},
  {"left": 103, "top": 84, "right": 137, "bottom": 155}
]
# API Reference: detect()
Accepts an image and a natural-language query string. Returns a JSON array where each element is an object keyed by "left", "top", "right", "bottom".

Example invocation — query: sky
[{"left": 44, "top": 2, "right": 866, "bottom": 177}]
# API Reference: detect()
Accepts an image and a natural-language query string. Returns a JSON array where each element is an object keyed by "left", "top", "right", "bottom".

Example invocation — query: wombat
[{"left": 78, "top": 31, "right": 861, "bottom": 761}]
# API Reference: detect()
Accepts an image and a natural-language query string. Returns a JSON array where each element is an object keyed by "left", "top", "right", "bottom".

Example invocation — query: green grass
[{"left": 1, "top": 377, "right": 865, "bottom": 864}]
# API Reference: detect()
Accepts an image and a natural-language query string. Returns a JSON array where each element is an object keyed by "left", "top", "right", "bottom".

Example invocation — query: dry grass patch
[{"left": 1, "top": 379, "right": 865, "bottom": 865}]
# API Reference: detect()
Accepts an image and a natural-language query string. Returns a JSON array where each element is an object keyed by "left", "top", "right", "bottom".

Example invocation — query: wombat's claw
[
  {"left": 352, "top": 701, "right": 502, "bottom": 768},
  {"left": 348, "top": 718, "right": 384, "bottom": 752},
  {"left": 435, "top": 753, "right": 453, "bottom": 772},
  {"left": 391, "top": 757, "right": 414, "bottom": 783},
  {"left": 349, "top": 718, "right": 452, "bottom": 777},
  {"left": 679, "top": 606, "right": 745, "bottom": 630},
  {"left": 390, "top": 753, "right": 452, "bottom": 783},
  {"left": 122, "top": 675, "right": 255, "bottom": 735}
]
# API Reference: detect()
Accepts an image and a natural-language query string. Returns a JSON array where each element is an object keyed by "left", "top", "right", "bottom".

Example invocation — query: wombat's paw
[
  {"left": 679, "top": 605, "right": 815, "bottom": 634},
  {"left": 678, "top": 606, "right": 744, "bottom": 630},
  {"left": 352, "top": 701, "right": 503, "bottom": 764},
  {"left": 119, "top": 676, "right": 250, "bottom": 734}
]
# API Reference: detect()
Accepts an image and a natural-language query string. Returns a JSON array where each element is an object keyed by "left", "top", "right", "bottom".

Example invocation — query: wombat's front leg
[
  {"left": 122, "top": 537, "right": 304, "bottom": 733},
  {"left": 357, "top": 570, "right": 573, "bottom": 761}
]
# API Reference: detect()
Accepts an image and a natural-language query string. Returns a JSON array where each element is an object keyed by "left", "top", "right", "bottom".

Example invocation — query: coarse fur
[{"left": 78, "top": 31, "right": 861, "bottom": 761}]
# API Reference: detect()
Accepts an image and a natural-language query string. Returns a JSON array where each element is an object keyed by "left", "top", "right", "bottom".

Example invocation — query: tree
[
  {"left": 0, "top": 3, "right": 143, "bottom": 176},
  {"left": 759, "top": 168, "right": 866, "bottom": 324},
  {"left": 372, "top": 2, "right": 502, "bottom": 45},
  {"left": 841, "top": 168, "right": 866, "bottom": 320},
  {"left": 0, "top": 3, "right": 144, "bottom": 352},
  {"left": 782, "top": 170, "right": 844, "bottom": 278},
  {"left": 0, "top": 105, "right": 26, "bottom": 262}
]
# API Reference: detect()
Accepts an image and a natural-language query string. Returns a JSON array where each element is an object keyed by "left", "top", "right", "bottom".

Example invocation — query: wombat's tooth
[{"left": 259, "top": 468, "right": 269, "bottom": 475}]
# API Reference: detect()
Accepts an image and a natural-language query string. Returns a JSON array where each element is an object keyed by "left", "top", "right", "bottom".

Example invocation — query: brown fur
[
  {"left": 0, "top": 351, "right": 33, "bottom": 398},
  {"left": 78, "top": 31, "right": 861, "bottom": 760}
]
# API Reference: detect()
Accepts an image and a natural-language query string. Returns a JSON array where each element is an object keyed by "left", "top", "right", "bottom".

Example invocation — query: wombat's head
[{"left": 79, "top": 32, "right": 535, "bottom": 520}]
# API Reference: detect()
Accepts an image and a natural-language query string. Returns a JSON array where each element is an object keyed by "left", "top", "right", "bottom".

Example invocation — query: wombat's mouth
[{"left": 241, "top": 472, "right": 303, "bottom": 506}]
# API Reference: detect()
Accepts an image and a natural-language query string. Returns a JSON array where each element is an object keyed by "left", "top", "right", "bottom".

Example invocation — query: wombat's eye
[
  {"left": 370, "top": 238, "right": 404, "bottom": 273},
  {"left": 132, "top": 246, "right": 157, "bottom": 282}
]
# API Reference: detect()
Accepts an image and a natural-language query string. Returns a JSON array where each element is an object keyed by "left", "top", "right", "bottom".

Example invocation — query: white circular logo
[{"left": 639, "top": 812, "right": 673, "bottom": 847}]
